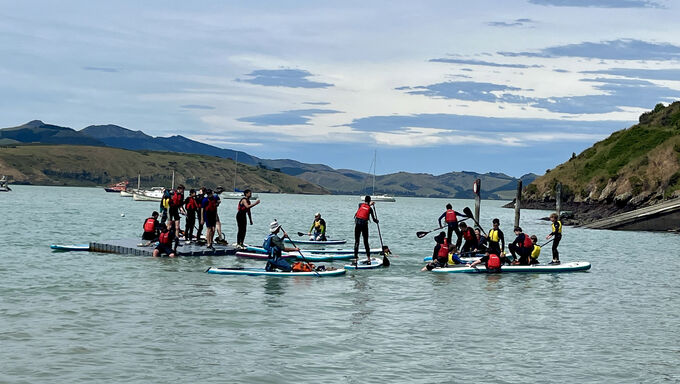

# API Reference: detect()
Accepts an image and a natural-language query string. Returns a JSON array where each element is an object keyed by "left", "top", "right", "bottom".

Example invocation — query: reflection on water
[{"left": 349, "top": 275, "right": 374, "bottom": 326}]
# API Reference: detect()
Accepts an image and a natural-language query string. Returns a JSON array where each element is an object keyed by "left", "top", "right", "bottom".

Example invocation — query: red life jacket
[
  {"left": 487, "top": 254, "right": 501, "bottom": 269},
  {"left": 445, "top": 209, "right": 457, "bottom": 223},
  {"left": 237, "top": 198, "right": 249, "bottom": 212},
  {"left": 437, "top": 239, "right": 449, "bottom": 258},
  {"left": 143, "top": 218, "right": 156, "bottom": 232},
  {"left": 185, "top": 197, "right": 198, "bottom": 211},
  {"left": 463, "top": 228, "right": 474, "bottom": 241},
  {"left": 206, "top": 197, "right": 217, "bottom": 212},
  {"left": 171, "top": 191, "right": 183, "bottom": 207},
  {"left": 159, "top": 231, "right": 171, "bottom": 245},
  {"left": 523, "top": 234, "right": 533, "bottom": 248},
  {"left": 355, "top": 203, "right": 370, "bottom": 220}
]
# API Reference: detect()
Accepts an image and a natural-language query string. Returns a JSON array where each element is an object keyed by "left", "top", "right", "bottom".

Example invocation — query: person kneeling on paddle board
[
  {"left": 530, "top": 235, "right": 541, "bottom": 265},
  {"left": 308, "top": 212, "right": 327, "bottom": 241},
  {"left": 141, "top": 211, "right": 161, "bottom": 246},
  {"left": 458, "top": 222, "right": 479, "bottom": 255},
  {"left": 423, "top": 232, "right": 449, "bottom": 271},
  {"left": 469, "top": 253, "right": 502, "bottom": 272},
  {"left": 354, "top": 196, "right": 378, "bottom": 265},
  {"left": 264, "top": 220, "right": 299, "bottom": 272}
]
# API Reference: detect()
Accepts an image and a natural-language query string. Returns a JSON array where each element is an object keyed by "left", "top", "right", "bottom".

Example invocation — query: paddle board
[
  {"left": 343, "top": 257, "right": 385, "bottom": 270},
  {"left": 205, "top": 267, "right": 346, "bottom": 277},
  {"left": 431, "top": 261, "right": 591, "bottom": 274},
  {"left": 50, "top": 244, "right": 90, "bottom": 252},
  {"left": 284, "top": 238, "right": 347, "bottom": 245}
]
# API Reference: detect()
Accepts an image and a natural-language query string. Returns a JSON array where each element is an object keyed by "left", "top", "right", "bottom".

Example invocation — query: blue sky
[{"left": 1, "top": 0, "right": 679, "bottom": 177}]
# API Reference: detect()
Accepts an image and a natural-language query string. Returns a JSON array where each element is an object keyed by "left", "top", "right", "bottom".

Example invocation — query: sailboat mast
[{"left": 137, "top": 173, "right": 141, "bottom": 189}]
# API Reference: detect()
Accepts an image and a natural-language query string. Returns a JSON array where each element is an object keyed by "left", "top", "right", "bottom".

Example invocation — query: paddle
[
  {"left": 281, "top": 225, "right": 320, "bottom": 277},
  {"left": 371, "top": 205, "right": 390, "bottom": 267},
  {"left": 463, "top": 207, "right": 488, "bottom": 236},
  {"left": 539, "top": 238, "right": 554, "bottom": 247},
  {"left": 416, "top": 217, "right": 470, "bottom": 238}
]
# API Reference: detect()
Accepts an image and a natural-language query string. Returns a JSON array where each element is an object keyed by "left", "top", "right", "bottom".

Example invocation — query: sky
[{"left": 1, "top": 0, "right": 679, "bottom": 177}]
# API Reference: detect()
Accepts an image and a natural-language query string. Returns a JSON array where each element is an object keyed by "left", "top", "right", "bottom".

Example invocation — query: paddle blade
[
  {"left": 416, "top": 231, "right": 429, "bottom": 238},
  {"left": 463, "top": 207, "right": 473, "bottom": 218},
  {"left": 297, "top": 232, "right": 305, "bottom": 237}
]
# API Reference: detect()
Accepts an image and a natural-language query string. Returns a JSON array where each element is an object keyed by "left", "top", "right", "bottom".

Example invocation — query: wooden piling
[
  {"left": 473, "top": 179, "right": 481, "bottom": 225},
  {"left": 514, "top": 180, "right": 522, "bottom": 228}
]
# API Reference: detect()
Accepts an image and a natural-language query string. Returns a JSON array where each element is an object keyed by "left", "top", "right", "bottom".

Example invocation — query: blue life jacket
[{"left": 263, "top": 234, "right": 278, "bottom": 257}]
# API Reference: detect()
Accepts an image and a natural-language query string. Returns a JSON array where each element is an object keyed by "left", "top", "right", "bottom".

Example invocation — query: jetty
[
  {"left": 581, "top": 198, "right": 680, "bottom": 231},
  {"left": 89, "top": 238, "right": 237, "bottom": 256}
]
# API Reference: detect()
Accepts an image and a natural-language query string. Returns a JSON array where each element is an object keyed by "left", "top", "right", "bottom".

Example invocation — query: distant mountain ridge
[{"left": 0, "top": 120, "right": 537, "bottom": 198}]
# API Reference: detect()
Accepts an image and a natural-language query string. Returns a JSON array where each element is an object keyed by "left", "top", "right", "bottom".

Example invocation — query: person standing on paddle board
[
  {"left": 235, "top": 189, "right": 260, "bottom": 249},
  {"left": 308, "top": 212, "right": 327, "bottom": 241},
  {"left": 509, "top": 226, "right": 532, "bottom": 265},
  {"left": 213, "top": 187, "right": 226, "bottom": 245},
  {"left": 184, "top": 189, "right": 199, "bottom": 242},
  {"left": 168, "top": 184, "right": 186, "bottom": 239},
  {"left": 202, "top": 189, "right": 218, "bottom": 250},
  {"left": 354, "top": 196, "right": 379, "bottom": 265},
  {"left": 438, "top": 204, "right": 466, "bottom": 248},
  {"left": 486, "top": 218, "right": 506, "bottom": 258},
  {"left": 195, "top": 187, "right": 206, "bottom": 242},
  {"left": 264, "top": 220, "right": 299, "bottom": 272},
  {"left": 546, "top": 213, "right": 562, "bottom": 265}
]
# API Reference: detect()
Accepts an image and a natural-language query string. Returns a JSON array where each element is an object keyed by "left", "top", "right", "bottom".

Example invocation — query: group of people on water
[
  {"left": 424, "top": 205, "right": 562, "bottom": 271},
  {"left": 141, "top": 185, "right": 260, "bottom": 257}
]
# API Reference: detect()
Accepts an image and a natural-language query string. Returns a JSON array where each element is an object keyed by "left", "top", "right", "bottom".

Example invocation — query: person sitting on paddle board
[
  {"left": 486, "top": 218, "right": 506, "bottom": 258},
  {"left": 458, "top": 222, "right": 479, "bottom": 255},
  {"left": 530, "top": 235, "right": 541, "bottom": 265},
  {"left": 422, "top": 232, "right": 449, "bottom": 271},
  {"left": 509, "top": 226, "right": 532, "bottom": 265},
  {"left": 474, "top": 228, "right": 488, "bottom": 254},
  {"left": 354, "top": 196, "right": 379, "bottom": 265},
  {"left": 468, "top": 252, "right": 502, "bottom": 272},
  {"left": 141, "top": 211, "right": 161, "bottom": 246},
  {"left": 308, "top": 212, "right": 327, "bottom": 241},
  {"left": 153, "top": 222, "right": 177, "bottom": 258},
  {"left": 264, "top": 220, "right": 299, "bottom": 272},
  {"left": 236, "top": 189, "right": 260, "bottom": 249},
  {"left": 546, "top": 213, "right": 562, "bottom": 265},
  {"left": 438, "top": 204, "right": 467, "bottom": 248}
]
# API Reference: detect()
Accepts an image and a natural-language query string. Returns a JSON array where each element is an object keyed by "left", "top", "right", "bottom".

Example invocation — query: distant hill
[
  {"left": 525, "top": 102, "right": 680, "bottom": 208},
  {"left": 0, "top": 120, "right": 104, "bottom": 146},
  {"left": 1, "top": 120, "right": 537, "bottom": 197},
  {"left": 80, "top": 124, "right": 259, "bottom": 164},
  {"left": 0, "top": 145, "right": 328, "bottom": 194}
]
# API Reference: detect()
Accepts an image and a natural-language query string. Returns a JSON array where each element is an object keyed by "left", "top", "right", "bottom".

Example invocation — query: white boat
[
  {"left": 223, "top": 153, "right": 258, "bottom": 200},
  {"left": 0, "top": 176, "right": 11, "bottom": 192},
  {"left": 358, "top": 150, "right": 395, "bottom": 202},
  {"left": 120, "top": 190, "right": 134, "bottom": 197},
  {"left": 121, "top": 174, "right": 141, "bottom": 197},
  {"left": 133, "top": 187, "right": 165, "bottom": 202}
]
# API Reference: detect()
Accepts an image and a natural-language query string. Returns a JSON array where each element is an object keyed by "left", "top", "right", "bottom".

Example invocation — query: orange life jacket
[
  {"left": 523, "top": 234, "right": 533, "bottom": 248},
  {"left": 185, "top": 197, "right": 198, "bottom": 211},
  {"left": 292, "top": 262, "right": 314, "bottom": 272},
  {"left": 171, "top": 191, "right": 183, "bottom": 207},
  {"left": 159, "top": 231, "right": 171, "bottom": 245},
  {"left": 463, "top": 228, "right": 475, "bottom": 241}
]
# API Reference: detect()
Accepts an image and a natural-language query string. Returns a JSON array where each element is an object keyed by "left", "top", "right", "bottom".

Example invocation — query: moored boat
[
  {"left": 104, "top": 180, "right": 129, "bottom": 193},
  {"left": 0, "top": 175, "right": 11, "bottom": 192}
]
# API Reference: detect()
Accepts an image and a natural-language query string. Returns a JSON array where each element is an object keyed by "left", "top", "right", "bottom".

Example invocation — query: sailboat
[
  {"left": 0, "top": 175, "right": 11, "bottom": 192},
  {"left": 223, "top": 153, "right": 258, "bottom": 199},
  {"left": 359, "top": 151, "right": 395, "bottom": 202}
]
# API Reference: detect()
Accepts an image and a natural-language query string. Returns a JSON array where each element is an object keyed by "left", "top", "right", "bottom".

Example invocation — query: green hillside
[
  {"left": 0, "top": 145, "right": 329, "bottom": 194},
  {"left": 525, "top": 102, "right": 680, "bottom": 206}
]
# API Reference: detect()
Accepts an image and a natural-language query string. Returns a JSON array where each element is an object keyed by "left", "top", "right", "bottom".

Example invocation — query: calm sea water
[{"left": 1, "top": 186, "right": 678, "bottom": 383}]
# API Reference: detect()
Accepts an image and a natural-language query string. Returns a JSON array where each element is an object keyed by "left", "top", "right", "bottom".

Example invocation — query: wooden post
[
  {"left": 473, "top": 179, "right": 481, "bottom": 225},
  {"left": 514, "top": 180, "right": 522, "bottom": 228},
  {"left": 556, "top": 183, "right": 562, "bottom": 217}
]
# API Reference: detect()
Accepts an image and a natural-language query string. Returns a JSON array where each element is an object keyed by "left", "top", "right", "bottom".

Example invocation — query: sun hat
[{"left": 270, "top": 220, "right": 281, "bottom": 233}]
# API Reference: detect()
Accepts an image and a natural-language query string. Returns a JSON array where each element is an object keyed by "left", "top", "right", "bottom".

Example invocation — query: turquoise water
[{"left": 1, "top": 186, "right": 678, "bottom": 383}]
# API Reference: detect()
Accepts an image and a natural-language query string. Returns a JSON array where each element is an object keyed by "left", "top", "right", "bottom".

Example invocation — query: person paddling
[
  {"left": 509, "top": 226, "right": 532, "bottom": 265},
  {"left": 354, "top": 196, "right": 379, "bottom": 265},
  {"left": 308, "top": 212, "right": 327, "bottom": 241},
  {"left": 263, "top": 220, "right": 299, "bottom": 272},
  {"left": 438, "top": 203, "right": 466, "bottom": 248},
  {"left": 236, "top": 189, "right": 260, "bottom": 249},
  {"left": 546, "top": 213, "right": 562, "bottom": 265}
]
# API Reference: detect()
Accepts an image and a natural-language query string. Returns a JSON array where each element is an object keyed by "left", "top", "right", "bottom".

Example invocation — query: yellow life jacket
[
  {"left": 162, "top": 198, "right": 170, "bottom": 209},
  {"left": 447, "top": 252, "right": 457, "bottom": 265},
  {"left": 552, "top": 220, "right": 562, "bottom": 234},
  {"left": 531, "top": 245, "right": 541, "bottom": 259},
  {"left": 488, "top": 229, "right": 500, "bottom": 243}
]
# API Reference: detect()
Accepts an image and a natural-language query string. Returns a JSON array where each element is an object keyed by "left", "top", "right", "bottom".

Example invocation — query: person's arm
[
  {"left": 309, "top": 221, "right": 315, "bottom": 234},
  {"left": 438, "top": 212, "right": 446, "bottom": 227},
  {"left": 432, "top": 244, "right": 440, "bottom": 258},
  {"left": 499, "top": 231, "right": 505, "bottom": 253},
  {"left": 320, "top": 220, "right": 326, "bottom": 235},
  {"left": 455, "top": 210, "right": 467, "bottom": 219},
  {"left": 370, "top": 204, "right": 378, "bottom": 223}
]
